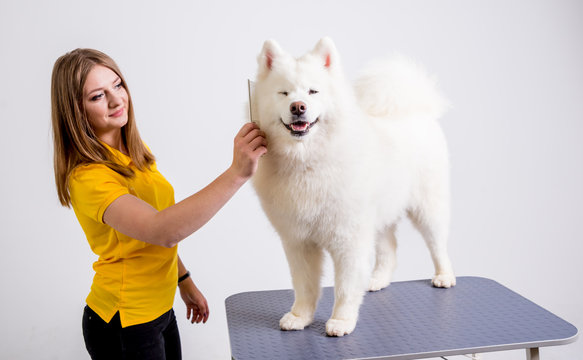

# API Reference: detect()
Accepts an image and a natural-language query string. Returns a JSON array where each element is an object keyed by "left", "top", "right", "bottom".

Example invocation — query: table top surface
[{"left": 225, "top": 277, "right": 578, "bottom": 360}]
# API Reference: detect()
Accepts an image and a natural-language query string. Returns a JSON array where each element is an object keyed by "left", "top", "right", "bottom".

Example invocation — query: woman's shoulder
[
  {"left": 70, "top": 162, "right": 127, "bottom": 183},
  {"left": 71, "top": 162, "right": 110, "bottom": 175}
]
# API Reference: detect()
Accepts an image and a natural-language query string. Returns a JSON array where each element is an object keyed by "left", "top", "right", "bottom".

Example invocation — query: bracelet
[{"left": 178, "top": 271, "right": 190, "bottom": 284}]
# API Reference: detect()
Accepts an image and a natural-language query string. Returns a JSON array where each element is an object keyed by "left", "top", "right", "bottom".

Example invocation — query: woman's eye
[
  {"left": 309, "top": 89, "right": 319, "bottom": 95},
  {"left": 90, "top": 94, "right": 104, "bottom": 101},
  {"left": 278, "top": 91, "right": 288, "bottom": 96},
  {"left": 115, "top": 82, "right": 123, "bottom": 89}
]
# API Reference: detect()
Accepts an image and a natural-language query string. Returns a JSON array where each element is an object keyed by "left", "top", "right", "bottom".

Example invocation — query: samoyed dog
[{"left": 251, "top": 37, "right": 456, "bottom": 337}]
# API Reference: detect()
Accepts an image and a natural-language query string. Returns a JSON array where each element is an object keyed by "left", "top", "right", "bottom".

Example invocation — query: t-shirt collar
[{"left": 100, "top": 141, "right": 132, "bottom": 167}]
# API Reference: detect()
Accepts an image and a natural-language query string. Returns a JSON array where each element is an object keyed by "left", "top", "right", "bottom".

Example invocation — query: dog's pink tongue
[{"left": 291, "top": 122, "right": 308, "bottom": 131}]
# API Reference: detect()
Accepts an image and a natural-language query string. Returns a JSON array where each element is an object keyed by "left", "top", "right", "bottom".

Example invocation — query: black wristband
[{"left": 178, "top": 271, "right": 190, "bottom": 284}]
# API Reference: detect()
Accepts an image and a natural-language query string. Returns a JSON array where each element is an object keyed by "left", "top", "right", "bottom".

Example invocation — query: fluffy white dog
[{"left": 251, "top": 37, "right": 456, "bottom": 337}]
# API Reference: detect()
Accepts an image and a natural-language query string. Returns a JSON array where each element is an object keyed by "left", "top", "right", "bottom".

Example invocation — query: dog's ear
[
  {"left": 258, "top": 39, "right": 283, "bottom": 73},
  {"left": 311, "top": 37, "right": 340, "bottom": 70}
]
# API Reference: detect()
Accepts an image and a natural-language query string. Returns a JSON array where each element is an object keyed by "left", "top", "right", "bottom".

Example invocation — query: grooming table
[{"left": 225, "top": 277, "right": 578, "bottom": 359}]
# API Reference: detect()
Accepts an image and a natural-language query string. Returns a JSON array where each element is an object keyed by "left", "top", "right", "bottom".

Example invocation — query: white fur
[{"left": 251, "top": 37, "right": 456, "bottom": 337}]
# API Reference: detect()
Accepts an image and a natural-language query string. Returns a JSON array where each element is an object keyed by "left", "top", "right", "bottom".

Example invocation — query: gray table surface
[{"left": 225, "top": 276, "right": 578, "bottom": 359}]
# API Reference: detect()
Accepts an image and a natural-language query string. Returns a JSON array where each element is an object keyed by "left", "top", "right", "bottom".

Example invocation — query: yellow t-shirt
[{"left": 69, "top": 144, "right": 177, "bottom": 327}]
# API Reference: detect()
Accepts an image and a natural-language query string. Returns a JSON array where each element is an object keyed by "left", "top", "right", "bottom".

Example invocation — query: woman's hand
[
  {"left": 230, "top": 122, "right": 267, "bottom": 181},
  {"left": 179, "top": 278, "right": 209, "bottom": 324}
]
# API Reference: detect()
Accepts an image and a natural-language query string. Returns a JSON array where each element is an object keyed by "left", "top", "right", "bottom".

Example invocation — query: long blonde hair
[{"left": 51, "top": 48, "right": 154, "bottom": 207}]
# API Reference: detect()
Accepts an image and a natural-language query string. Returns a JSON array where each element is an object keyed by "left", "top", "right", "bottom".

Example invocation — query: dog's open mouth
[{"left": 281, "top": 118, "right": 319, "bottom": 137}]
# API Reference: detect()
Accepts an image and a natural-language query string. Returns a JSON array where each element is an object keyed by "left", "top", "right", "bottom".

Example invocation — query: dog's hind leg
[
  {"left": 279, "top": 241, "right": 324, "bottom": 331},
  {"left": 408, "top": 198, "right": 456, "bottom": 288},
  {"left": 369, "top": 224, "right": 398, "bottom": 291}
]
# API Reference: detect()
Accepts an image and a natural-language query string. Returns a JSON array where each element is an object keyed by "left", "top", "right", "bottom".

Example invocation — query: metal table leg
[{"left": 527, "top": 347, "right": 540, "bottom": 360}]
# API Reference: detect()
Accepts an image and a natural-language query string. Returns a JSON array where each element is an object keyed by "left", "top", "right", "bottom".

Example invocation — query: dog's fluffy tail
[{"left": 354, "top": 54, "right": 449, "bottom": 120}]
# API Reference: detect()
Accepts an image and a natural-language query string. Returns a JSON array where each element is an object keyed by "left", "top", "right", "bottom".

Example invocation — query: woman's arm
[
  {"left": 103, "top": 123, "right": 267, "bottom": 248},
  {"left": 177, "top": 255, "right": 209, "bottom": 324}
]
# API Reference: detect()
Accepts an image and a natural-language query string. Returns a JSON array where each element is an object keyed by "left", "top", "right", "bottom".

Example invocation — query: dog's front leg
[
  {"left": 326, "top": 229, "right": 374, "bottom": 337},
  {"left": 279, "top": 240, "right": 324, "bottom": 331}
]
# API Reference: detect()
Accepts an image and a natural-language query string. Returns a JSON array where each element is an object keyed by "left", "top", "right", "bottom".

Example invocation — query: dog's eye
[
  {"left": 309, "top": 89, "right": 319, "bottom": 95},
  {"left": 278, "top": 91, "right": 288, "bottom": 96}
]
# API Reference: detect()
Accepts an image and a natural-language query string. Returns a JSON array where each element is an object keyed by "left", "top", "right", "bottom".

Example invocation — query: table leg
[{"left": 526, "top": 347, "right": 540, "bottom": 360}]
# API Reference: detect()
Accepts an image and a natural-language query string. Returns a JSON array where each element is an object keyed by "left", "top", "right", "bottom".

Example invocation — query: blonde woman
[{"left": 51, "top": 48, "right": 267, "bottom": 359}]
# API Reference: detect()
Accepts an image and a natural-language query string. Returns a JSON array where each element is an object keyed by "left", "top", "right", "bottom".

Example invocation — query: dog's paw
[
  {"left": 325, "top": 318, "right": 357, "bottom": 337},
  {"left": 368, "top": 275, "right": 391, "bottom": 292},
  {"left": 432, "top": 273, "right": 456, "bottom": 288},
  {"left": 279, "top": 312, "right": 312, "bottom": 331}
]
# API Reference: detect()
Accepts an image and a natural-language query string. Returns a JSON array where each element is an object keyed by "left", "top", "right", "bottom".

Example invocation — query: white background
[{"left": 1, "top": 1, "right": 581, "bottom": 359}]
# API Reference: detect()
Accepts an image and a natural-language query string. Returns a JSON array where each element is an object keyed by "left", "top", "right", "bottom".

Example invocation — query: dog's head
[{"left": 253, "top": 38, "right": 349, "bottom": 155}]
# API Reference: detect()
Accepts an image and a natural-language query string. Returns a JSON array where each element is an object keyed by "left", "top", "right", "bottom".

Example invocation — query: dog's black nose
[{"left": 290, "top": 101, "right": 307, "bottom": 116}]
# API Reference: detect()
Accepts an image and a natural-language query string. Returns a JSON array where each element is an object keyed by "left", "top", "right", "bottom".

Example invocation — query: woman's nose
[{"left": 108, "top": 92, "right": 123, "bottom": 107}]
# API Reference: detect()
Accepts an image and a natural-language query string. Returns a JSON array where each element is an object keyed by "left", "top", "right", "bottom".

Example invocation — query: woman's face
[{"left": 83, "top": 65, "right": 129, "bottom": 143}]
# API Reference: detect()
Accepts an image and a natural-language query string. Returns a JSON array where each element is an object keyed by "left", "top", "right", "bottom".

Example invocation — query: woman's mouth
[{"left": 110, "top": 108, "right": 125, "bottom": 118}]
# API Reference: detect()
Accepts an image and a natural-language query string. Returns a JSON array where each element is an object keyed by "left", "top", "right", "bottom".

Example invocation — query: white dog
[{"left": 251, "top": 37, "right": 456, "bottom": 337}]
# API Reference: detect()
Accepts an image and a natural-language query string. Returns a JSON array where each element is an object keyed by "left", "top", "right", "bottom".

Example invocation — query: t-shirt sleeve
[{"left": 69, "top": 164, "right": 130, "bottom": 224}]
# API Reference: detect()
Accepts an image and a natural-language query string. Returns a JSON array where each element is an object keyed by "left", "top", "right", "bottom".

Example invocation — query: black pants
[{"left": 82, "top": 305, "right": 181, "bottom": 360}]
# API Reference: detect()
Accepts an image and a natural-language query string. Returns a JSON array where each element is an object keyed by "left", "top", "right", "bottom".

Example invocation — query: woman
[{"left": 51, "top": 48, "right": 267, "bottom": 359}]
